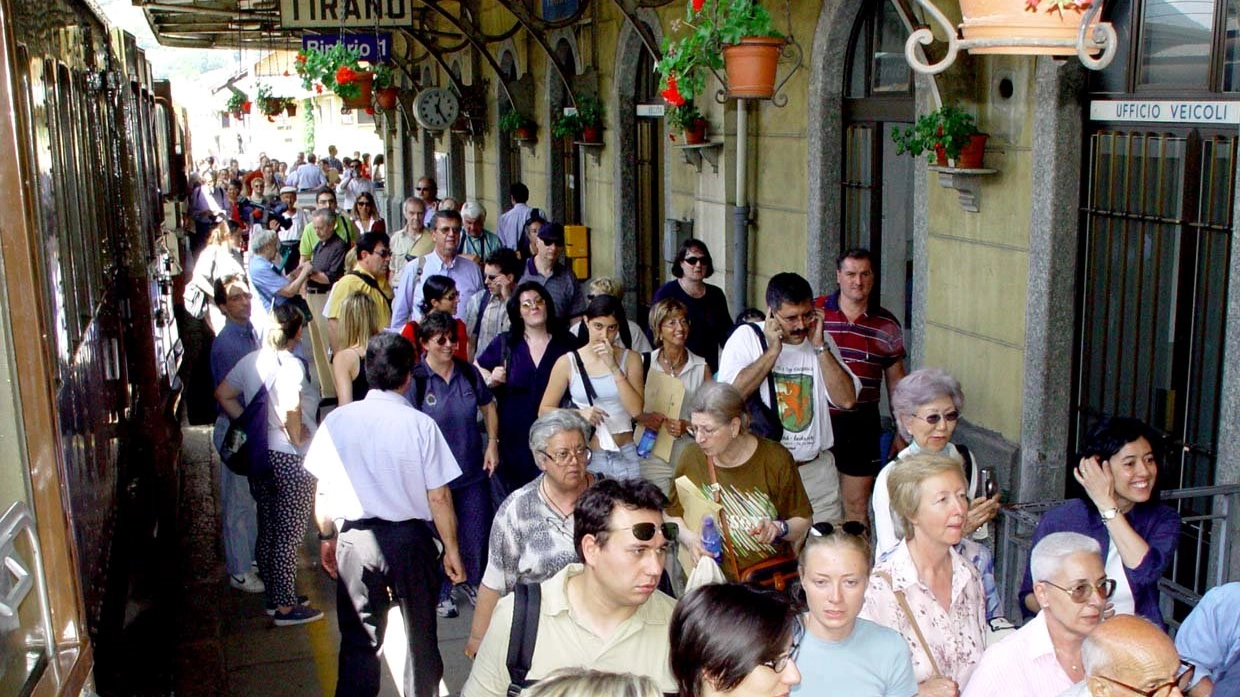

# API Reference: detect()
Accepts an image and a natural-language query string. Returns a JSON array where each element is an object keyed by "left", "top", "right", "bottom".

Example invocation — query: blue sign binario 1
[{"left": 301, "top": 33, "right": 391, "bottom": 61}]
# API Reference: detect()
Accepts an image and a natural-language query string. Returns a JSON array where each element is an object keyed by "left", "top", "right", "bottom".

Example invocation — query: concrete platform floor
[{"left": 173, "top": 425, "right": 475, "bottom": 697}]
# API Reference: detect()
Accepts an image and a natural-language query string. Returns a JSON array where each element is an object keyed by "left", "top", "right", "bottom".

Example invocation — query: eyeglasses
[
  {"left": 910, "top": 410, "right": 960, "bottom": 426},
  {"left": 1093, "top": 661, "right": 1195, "bottom": 697},
  {"left": 687, "top": 422, "right": 726, "bottom": 439},
  {"left": 520, "top": 297, "right": 547, "bottom": 309},
  {"left": 683, "top": 256, "right": 707, "bottom": 266},
  {"left": 356, "top": 201, "right": 371, "bottom": 207},
  {"left": 431, "top": 334, "right": 459, "bottom": 346},
  {"left": 761, "top": 621, "right": 803, "bottom": 673},
  {"left": 538, "top": 447, "right": 592, "bottom": 465},
  {"left": 485, "top": 274, "right": 501, "bottom": 282},
  {"left": 809, "top": 521, "right": 868, "bottom": 538},
  {"left": 609, "top": 522, "right": 679, "bottom": 542},
  {"left": 1043, "top": 577, "right": 1116, "bottom": 603},
  {"left": 375, "top": 249, "right": 392, "bottom": 258}
]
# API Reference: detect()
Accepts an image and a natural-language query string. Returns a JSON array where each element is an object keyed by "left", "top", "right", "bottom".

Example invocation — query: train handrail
[{"left": 0, "top": 501, "right": 58, "bottom": 685}]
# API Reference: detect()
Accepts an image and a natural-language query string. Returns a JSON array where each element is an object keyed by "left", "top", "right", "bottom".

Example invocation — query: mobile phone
[{"left": 980, "top": 467, "right": 998, "bottom": 498}]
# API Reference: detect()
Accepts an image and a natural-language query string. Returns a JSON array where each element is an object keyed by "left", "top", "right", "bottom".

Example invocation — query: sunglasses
[
  {"left": 683, "top": 256, "right": 707, "bottom": 266},
  {"left": 809, "top": 521, "right": 868, "bottom": 537},
  {"left": 910, "top": 410, "right": 960, "bottom": 426},
  {"left": 375, "top": 249, "right": 392, "bottom": 258},
  {"left": 520, "top": 298, "right": 547, "bottom": 309},
  {"left": 609, "top": 522, "right": 679, "bottom": 542},
  {"left": 485, "top": 274, "right": 501, "bottom": 282},
  {"left": 1043, "top": 577, "right": 1116, "bottom": 604},
  {"left": 415, "top": 186, "right": 431, "bottom": 191},
  {"left": 356, "top": 201, "right": 371, "bottom": 207},
  {"left": 1094, "top": 660, "right": 1195, "bottom": 697}
]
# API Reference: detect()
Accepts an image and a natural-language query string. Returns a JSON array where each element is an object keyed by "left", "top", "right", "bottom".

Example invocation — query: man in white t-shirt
[{"left": 717, "top": 272, "right": 859, "bottom": 523}]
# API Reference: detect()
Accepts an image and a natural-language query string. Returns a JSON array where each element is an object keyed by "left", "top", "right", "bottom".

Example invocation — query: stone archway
[{"left": 613, "top": 11, "right": 663, "bottom": 315}]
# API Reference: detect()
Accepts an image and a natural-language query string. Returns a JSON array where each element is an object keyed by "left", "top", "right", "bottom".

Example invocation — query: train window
[
  {"left": 155, "top": 103, "right": 171, "bottom": 199},
  {"left": 41, "top": 59, "right": 81, "bottom": 349},
  {"left": 55, "top": 64, "right": 93, "bottom": 321}
]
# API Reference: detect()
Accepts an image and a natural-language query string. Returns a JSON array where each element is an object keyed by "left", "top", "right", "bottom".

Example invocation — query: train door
[{"left": 634, "top": 49, "right": 664, "bottom": 327}]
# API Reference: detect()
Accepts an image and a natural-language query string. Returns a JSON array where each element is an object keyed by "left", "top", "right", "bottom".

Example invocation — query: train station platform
[{"left": 171, "top": 425, "right": 475, "bottom": 697}]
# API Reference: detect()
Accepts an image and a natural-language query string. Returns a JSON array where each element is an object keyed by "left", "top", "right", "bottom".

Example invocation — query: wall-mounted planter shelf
[
  {"left": 675, "top": 141, "right": 723, "bottom": 173},
  {"left": 928, "top": 166, "right": 999, "bottom": 213}
]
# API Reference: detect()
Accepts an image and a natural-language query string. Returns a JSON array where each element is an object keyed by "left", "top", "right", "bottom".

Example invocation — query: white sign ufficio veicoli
[{"left": 1090, "top": 100, "right": 1240, "bottom": 125}]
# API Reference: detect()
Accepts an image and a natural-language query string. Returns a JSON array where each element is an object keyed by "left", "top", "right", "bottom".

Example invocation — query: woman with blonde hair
[
  {"left": 331, "top": 292, "right": 381, "bottom": 405},
  {"left": 637, "top": 298, "right": 709, "bottom": 494},
  {"left": 860, "top": 452, "right": 986, "bottom": 697},
  {"left": 523, "top": 668, "right": 661, "bottom": 697},
  {"left": 189, "top": 219, "right": 247, "bottom": 333}
]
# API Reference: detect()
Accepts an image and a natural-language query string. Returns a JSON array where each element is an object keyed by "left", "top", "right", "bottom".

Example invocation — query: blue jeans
[
  {"left": 589, "top": 442, "right": 641, "bottom": 480},
  {"left": 214, "top": 417, "right": 259, "bottom": 577}
]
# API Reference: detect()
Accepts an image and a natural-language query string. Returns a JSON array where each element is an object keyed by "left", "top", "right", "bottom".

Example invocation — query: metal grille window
[{"left": 1077, "top": 129, "right": 1234, "bottom": 491}]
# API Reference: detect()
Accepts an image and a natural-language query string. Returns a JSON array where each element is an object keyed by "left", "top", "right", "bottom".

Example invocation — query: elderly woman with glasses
[
  {"left": 671, "top": 583, "right": 803, "bottom": 697},
  {"left": 1019, "top": 417, "right": 1180, "bottom": 630},
  {"left": 412, "top": 311, "right": 500, "bottom": 619},
  {"left": 860, "top": 452, "right": 986, "bottom": 697},
  {"left": 664, "top": 382, "right": 812, "bottom": 581},
  {"left": 963, "top": 532, "right": 1111, "bottom": 697},
  {"left": 794, "top": 521, "right": 916, "bottom": 697},
  {"left": 652, "top": 238, "right": 733, "bottom": 372},
  {"left": 464, "top": 409, "right": 598, "bottom": 659}
]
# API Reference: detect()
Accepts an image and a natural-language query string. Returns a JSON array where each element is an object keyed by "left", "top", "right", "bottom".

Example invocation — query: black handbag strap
[
  {"left": 347, "top": 270, "right": 392, "bottom": 310},
  {"left": 745, "top": 322, "right": 779, "bottom": 410},
  {"left": 506, "top": 582, "right": 542, "bottom": 696},
  {"left": 570, "top": 350, "right": 597, "bottom": 406}
]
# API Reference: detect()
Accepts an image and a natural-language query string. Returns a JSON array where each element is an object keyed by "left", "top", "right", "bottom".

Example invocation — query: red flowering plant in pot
[
  {"left": 654, "top": 0, "right": 785, "bottom": 106},
  {"left": 372, "top": 64, "right": 399, "bottom": 110},
  {"left": 295, "top": 42, "right": 374, "bottom": 108},
  {"left": 891, "top": 105, "right": 987, "bottom": 169}
]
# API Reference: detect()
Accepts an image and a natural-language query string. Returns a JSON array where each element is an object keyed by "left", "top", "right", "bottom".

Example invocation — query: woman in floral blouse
[{"left": 860, "top": 452, "right": 985, "bottom": 697}]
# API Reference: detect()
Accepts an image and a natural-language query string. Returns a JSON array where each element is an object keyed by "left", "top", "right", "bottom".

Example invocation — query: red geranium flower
[
  {"left": 365, "top": 107, "right": 375, "bottom": 115},
  {"left": 295, "top": 54, "right": 306, "bottom": 63},
  {"left": 315, "top": 84, "right": 324, "bottom": 94},
  {"left": 336, "top": 66, "right": 357, "bottom": 85},
  {"left": 661, "top": 75, "right": 686, "bottom": 107},
  {"left": 283, "top": 70, "right": 290, "bottom": 77},
  {"left": 692, "top": 0, "right": 703, "bottom": 10}
]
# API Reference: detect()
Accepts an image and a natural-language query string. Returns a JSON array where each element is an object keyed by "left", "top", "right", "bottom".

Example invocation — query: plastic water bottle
[
  {"left": 635, "top": 427, "right": 658, "bottom": 458},
  {"left": 700, "top": 516, "right": 723, "bottom": 565}
]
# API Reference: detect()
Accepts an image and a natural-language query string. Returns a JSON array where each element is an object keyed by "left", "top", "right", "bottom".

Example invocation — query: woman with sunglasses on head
[
  {"left": 860, "top": 452, "right": 986, "bottom": 697},
  {"left": 671, "top": 582, "right": 802, "bottom": 697},
  {"left": 652, "top": 238, "right": 733, "bottom": 372},
  {"left": 637, "top": 298, "right": 711, "bottom": 495},
  {"left": 350, "top": 191, "right": 385, "bottom": 235},
  {"left": 539, "top": 294, "right": 646, "bottom": 480},
  {"left": 963, "top": 532, "right": 1111, "bottom": 697},
  {"left": 330, "top": 292, "right": 381, "bottom": 406},
  {"left": 475, "top": 282, "right": 578, "bottom": 492},
  {"left": 664, "top": 382, "right": 812, "bottom": 581},
  {"left": 412, "top": 311, "right": 499, "bottom": 619},
  {"left": 400, "top": 274, "right": 468, "bottom": 361},
  {"left": 795, "top": 521, "right": 916, "bottom": 697},
  {"left": 1018, "top": 417, "right": 1180, "bottom": 630},
  {"left": 873, "top": 368, "right": 1005, "bottom": 624}
]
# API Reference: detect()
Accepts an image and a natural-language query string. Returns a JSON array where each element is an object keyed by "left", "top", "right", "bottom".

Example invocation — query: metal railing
[{"left": 996, "top": 485, "right": 1240, "bottom": 631}]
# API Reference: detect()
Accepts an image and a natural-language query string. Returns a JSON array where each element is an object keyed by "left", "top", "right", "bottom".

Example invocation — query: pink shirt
[
  {"left": 961, "top": 612, "right": 1074, "bottom": 697},
  {"left": 859, "top": 541, "right": 985, "bottom": 687}
]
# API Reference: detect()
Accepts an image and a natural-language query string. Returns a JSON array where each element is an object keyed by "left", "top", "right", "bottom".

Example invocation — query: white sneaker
[{"left": 229, "top": 571, "right": 265, "bottom": 594}]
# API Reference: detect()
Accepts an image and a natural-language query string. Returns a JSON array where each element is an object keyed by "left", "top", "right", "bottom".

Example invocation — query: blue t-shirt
[
  {"left": 792, "top": 618, "right": 917, "bottom": 697},
  {"left": 409, "top": 361, "right": 494, "bottom": 490},
  {"left": 248, "top": 255, "right": 290, "bottom": 312}
]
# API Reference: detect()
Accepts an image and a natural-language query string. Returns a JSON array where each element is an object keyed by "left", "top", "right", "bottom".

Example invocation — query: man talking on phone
[{"left": 718, "top": 272, "right": 860, "bottom": 523}]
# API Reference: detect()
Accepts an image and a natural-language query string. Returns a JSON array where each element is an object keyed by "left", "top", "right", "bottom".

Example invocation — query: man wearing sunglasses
[
  {"left": 325, "top": 232, "right": 394, "bottom": 350},
  {"left": 718, "top": 272, "right": 860, "bottom": 523},
  {"left": 965, "top": 532, "right": 1110, "bottom": 697},
  {"left": 463, "top": 478, "right": 677, "bottom": 697},
  {"left": 1058, "top": 615, "right": 1192, "bottom": 697}
]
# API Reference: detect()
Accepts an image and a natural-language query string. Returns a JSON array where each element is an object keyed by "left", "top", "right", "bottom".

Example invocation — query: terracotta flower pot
[
  {"left": 514, "top": 125, "right": 535, "bottom": 141},
  {"left": 956, "top": 133, "right": 989, "bottom": 169},
  {"left": 240, "top": 100, "right": 252, "bottom": 115},
  {"left": 285, "top": 103, "right": 297, "bottom": 117},
  {"left": 722, "top": 36, "right": 784, "bottom": 99},
  {"left": 581, "top": 124, "right": 603, "bottom": 143},
  {"left": 959, "top": 0, "right": 1103, "bottom": 56},
  {"left": 934, "top": 144, "right": 948, "bottom": 167},
  {"left": 684, "top": 119, "right": 708, "bottom": 145},
  {"left": 341, "top": 72, "right": 374, "bottom": 110},
  {"left": 376, "top": 87, "right": 399, "bottom": 110}
]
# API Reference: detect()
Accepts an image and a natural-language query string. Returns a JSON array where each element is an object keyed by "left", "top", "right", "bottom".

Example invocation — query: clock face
[{"left": 414, "top": 88, "right": 461, "bottom": 131}]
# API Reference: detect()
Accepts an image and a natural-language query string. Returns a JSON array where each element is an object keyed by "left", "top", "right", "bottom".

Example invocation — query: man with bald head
[{"left": 1057, "top": 615, "right": 1192, "bottom": 697}]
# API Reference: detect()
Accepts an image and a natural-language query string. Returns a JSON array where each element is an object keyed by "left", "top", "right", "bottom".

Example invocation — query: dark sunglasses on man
[{"left": 609, "top": 522, "right": 678, "bottom": 542}]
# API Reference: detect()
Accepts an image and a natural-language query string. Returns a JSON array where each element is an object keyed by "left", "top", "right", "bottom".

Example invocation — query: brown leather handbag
[{"left": 707, "top": 456, "right": 800, "bottom": 592}]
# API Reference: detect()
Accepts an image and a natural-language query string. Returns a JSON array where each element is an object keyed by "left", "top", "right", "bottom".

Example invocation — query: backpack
[
  {"left": 410, "top": 358, "right": 482, "bottom": 409},
  {"left": 741, "top": 323, "right": 784, "bottom": 441},
  {"left": 472, "top": 289, "right": 493, "bottom": 339},
  {"left": 347, "top": 270, "right": 392, "bottom": 310},
  {"left": 505, "top": 583, "right": 541, "bottom": 696}
]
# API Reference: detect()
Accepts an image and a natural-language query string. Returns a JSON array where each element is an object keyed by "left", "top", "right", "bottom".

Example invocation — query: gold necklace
[{"left": 659, "top": 350, "right": 687, "bottom": 374}]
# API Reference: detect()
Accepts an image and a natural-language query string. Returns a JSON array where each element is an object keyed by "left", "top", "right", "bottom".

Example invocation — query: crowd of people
[{"left": 185, "top": 150, "right": 1232, "bottom": 697}]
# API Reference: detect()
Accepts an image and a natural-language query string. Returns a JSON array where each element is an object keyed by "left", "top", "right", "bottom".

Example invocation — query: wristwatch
[
  {"left": 1099, "top": 507, "right": 1120, "bottom": 523},
  {"left": 775, "top": 519, "right": 790, "bottom": 539},
  {"left": 317, "top": 529, "right": 337, "bottom": 541},
  {"left": 812, "top": 344, "right": 828, "bottom": 356}
]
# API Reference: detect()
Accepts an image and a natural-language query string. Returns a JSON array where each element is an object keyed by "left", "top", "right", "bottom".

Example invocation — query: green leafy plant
[
  {"left": 373, "top": 63, "right": 395, "bottom": 90},
  {"left": 498, "top": 109, "right": 533, "bottom": 134},
  {"left": 295, "top": 43, "right": 369, "bottom": 101},
  {"left": 551, "top": 110, "right": 582, "bottom": 139},
  {"left": 655, "top": 0, "right": 784, "bottom": 106},
  {"left": 256, "top": 83, "right": 290, "bottom": 116},
  {"left": 667, "top": 101, "right": 704, "bottom": 130},
  {"left": 576, "top": 94, "right": 603, "bottom": 126},
  {"left": 225, "top": 89, "right": 249, "bottom": 114},
  {"left": 891, "top": 105, "right": 979, "bottom": 163}
]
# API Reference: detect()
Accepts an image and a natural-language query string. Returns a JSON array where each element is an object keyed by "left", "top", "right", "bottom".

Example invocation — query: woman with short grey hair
[
  {"left": 874, "top": 367, "right": 1005, "bottom": 627},
  {"left": 464, "top": 409, "right": 599, "bottom": 658}
]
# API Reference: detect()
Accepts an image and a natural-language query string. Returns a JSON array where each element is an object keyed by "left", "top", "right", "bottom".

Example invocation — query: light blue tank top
[{"left": 568, "top": 349, "right": 633, "bottom": 435}]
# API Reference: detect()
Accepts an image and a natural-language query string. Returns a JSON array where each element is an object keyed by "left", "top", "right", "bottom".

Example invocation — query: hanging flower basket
[
  {"left": 376, "top": 87, "right": 400, "bottom": 110},
  {"left": 722, "top": 37, "right": 784, "bottom": 99},
  {"left": 960, "top": 0, "right": 1102, "bottom": 56},
  {"left": 337, "top": 69, "right": 373, "bottom": 109},
  {"left": 285, "top": 101, "right": 297, "bottom": 117}
]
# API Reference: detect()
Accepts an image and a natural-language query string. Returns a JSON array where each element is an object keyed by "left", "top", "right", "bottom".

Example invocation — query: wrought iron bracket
[
  {"left": 606, "top": 0, "right": 673, "bottom": 62},
  {"left": 904, "top": 0, "right": 1117, "bottom": 75},
  {"left": 711, "top": 37, "right": 803, "bottom": 107}
]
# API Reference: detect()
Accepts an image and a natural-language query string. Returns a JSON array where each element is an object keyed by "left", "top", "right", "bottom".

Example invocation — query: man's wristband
[{"left": 317, "top": 529, "right": 337, "bottom": 541}]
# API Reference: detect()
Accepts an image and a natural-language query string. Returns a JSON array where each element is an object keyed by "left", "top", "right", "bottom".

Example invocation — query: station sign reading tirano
[
  {"left": 280, "top": 0, "right": 408, "bottom": 28},
  {"left": 301, "top": 33, "right": 391, "bottom": 61},
  {"left": 1090, "top": 100, "right": 1240, "bottom": 125}
]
